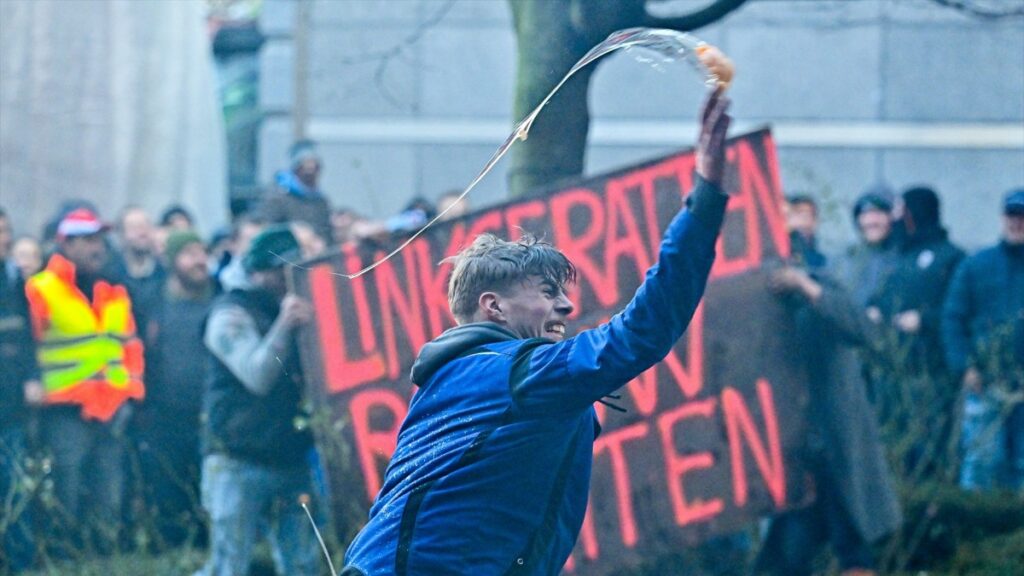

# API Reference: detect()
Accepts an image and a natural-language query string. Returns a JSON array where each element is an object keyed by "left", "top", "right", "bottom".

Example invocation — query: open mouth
[{"left": 546, "top": 323, "right": 566, "bottom": 336}]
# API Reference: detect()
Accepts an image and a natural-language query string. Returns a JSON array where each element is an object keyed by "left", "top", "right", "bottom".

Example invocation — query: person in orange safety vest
[{"left": 24, "top": 207, "right": 144, "bottom": 552}]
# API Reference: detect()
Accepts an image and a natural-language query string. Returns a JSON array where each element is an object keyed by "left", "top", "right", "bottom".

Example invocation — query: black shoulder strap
[{"left": 508, "top": 338, "right": 553, "bottom": 403}]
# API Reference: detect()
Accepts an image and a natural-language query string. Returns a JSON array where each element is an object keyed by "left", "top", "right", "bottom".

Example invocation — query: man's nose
[{"left": 556, "top": 293, "right": 575, "bottom": 316}]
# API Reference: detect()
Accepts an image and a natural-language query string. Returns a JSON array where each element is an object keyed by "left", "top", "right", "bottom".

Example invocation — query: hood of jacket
[
  {"left": 410, "top": 322, "right": 519, "bottom": 386},
  {"left": 902, "top": 223, "right": 949, "bottom": 252},
  {"left": 217, "top": 258, "right": 252, "bottom": 292}
]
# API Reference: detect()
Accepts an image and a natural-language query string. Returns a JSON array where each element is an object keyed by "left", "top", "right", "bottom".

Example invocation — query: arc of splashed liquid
[{"left": 319, "top": 27, "right": 718, "bottom": 280}]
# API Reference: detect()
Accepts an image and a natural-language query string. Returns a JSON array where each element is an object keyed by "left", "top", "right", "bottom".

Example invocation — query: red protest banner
[{"left": 291, "top": 128, "right": 810, "bottom": 575}]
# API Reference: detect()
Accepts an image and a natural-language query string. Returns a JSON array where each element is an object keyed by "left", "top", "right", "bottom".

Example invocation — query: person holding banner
[
  {"left": 341, "top": 48, "right": 734, "bottom": 576},
  {"left": 755, "top": 231, "right": 902, "bottom": 576},
  {"left": 196, "top": 225, "right": 321, "bottom": 576}
]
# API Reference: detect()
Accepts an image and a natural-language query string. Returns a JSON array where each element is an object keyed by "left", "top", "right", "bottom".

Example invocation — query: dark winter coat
[
  {"left": 256, "top": 171, "right": 333, "bottom": 243},
  {"left": 0, "top": 262, "right": 35, "bottom": 429},
  {"left": 343, "top": 179, "right": 727, "bottom": 576},
  {"left": 942, "top": 241, "right": 1024, "bottom": 377},
  {"left": 870, "top": 225, "right": 965, "bottom": 373},
  {"left": 792, "top": 271, "right": 903, "bottom": 543},
  {"left": 137, "top": 284, "right": 215, "bottom": 436}
]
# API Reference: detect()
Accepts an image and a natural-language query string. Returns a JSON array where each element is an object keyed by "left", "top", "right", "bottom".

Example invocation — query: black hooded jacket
[{"left": 871, "top": 224, "right": 964, "bottom": 373}]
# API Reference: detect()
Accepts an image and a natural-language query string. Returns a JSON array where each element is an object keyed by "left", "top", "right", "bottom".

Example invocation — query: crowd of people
[
  {"left": 0, "top": 140, "right": 472, "bottom": 574},
  {"left": 0, "top": 128, "right": 1021, "bottom": 574},
  {"left": 800, "top": 184, "right": 1023, "bottom": 491},
  {"left": 763, "top": 183, "right": 1024, "bottom": 575}
]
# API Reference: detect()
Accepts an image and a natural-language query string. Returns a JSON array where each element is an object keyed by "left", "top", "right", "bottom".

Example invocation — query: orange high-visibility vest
[{"left": 25, "top": 254, "right": 145, "bottom": 421}]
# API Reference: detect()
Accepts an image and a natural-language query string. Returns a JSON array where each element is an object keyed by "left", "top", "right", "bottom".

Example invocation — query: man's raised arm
[{"left": 513, "top": 52, "right": 735, "bottom": 413}]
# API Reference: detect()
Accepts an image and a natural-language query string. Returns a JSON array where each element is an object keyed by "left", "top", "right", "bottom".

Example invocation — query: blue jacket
[
  {"left": 343, "top": 179, "right": 728, "bottom": 576},
  {"left": 942, "top": 241, "right": 1024, "bottom": 376}
]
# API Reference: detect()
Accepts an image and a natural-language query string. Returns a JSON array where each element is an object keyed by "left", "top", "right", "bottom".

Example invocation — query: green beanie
[
  {"left": 164, "top": 230, "right": 204, "bottom": 264},
  {"left": 242, "top": 224, "right": 300, "bottom": 272}
]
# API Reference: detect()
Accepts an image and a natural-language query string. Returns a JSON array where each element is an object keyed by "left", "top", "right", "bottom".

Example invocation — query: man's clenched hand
[{"left": 280, "top": 294, "right": 314, "bottom": 328}]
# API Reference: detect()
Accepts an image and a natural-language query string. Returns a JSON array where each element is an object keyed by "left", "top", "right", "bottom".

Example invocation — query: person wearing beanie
[
  {"left": 195, "top": 225, "right": 320, "bottom": 575},
  {"left": 852, "top": 184, "right": 894, "bottom": 223},
  {"left": 836, "top": 184, "right": 898, "bottom": 309},
  {"left": 943, "top": 188, "right": 1024, "bottom": 490},
  {"left": 256, "top": 139, "right": 334, "bottom": 243},
  {"left": 133, "top": 230, "right": 215, "bottom": 546},
  {"left": 868, "top": 185, "right": 965, "bottom": 474},
  {"left": 24, "top": 208, "right": 144, "bottom": 554},
  {"left": 163, "top": 230, "right": 203, "bottom": 266}
]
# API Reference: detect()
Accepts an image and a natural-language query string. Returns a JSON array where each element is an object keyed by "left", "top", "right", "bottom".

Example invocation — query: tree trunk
[
  {"left": 506, "top": 0, "right": 748, "bottom": 198},
  {"left": 507, "top": 0, "right": 593, "bottom": 198}
]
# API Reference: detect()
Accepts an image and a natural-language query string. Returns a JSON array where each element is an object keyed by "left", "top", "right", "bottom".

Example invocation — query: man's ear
[{"left": 478, "top": 292, "right": 504, "bottom": 323}]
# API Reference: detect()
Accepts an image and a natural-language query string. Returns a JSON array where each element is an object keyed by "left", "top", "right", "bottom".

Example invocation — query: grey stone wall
[{"left": 259, "top": 0, "right": 1024, "bottom": 253}]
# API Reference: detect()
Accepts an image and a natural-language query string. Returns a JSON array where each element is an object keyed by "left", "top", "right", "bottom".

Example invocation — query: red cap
[{"left": 56, "top": 208, "right": 110, "bottom": 240}]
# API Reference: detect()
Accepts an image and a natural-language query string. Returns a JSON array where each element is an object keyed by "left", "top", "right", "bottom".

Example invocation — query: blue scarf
[{"left": 274, "top": 170, "right": 320, "bottom": 198}]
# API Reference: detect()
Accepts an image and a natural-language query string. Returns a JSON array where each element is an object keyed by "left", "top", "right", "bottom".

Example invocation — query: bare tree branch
[
  {"left": 641, "top": 0, "right": 750, "bottom": 31},
  {"left": 328, "top": 0, "right": 456, "bottom": 111},
  {"left": 336, "top": 0, "right": 457, "bottom": 66}
]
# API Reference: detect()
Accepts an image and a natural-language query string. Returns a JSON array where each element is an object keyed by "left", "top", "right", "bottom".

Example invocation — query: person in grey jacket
[
  {"left": 755, "top": 261, "right": 901, "bottom": 576},
  {"left": 943, "top": 189, "right": 1024, "bottom": 490},
  {"left": 196, "top": 225, "right": 320, "bottom": 576}
]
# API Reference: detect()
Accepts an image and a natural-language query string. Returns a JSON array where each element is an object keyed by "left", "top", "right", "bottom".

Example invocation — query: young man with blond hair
[{"left": 342, "top": 49, "right": 734, "bottom": 576}]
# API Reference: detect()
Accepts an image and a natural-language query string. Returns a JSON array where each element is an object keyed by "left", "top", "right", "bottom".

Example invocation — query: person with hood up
[
  {"left": 871, "top": 186, "right": 964, "bottom": 372},
  {"left": 342, "top": 47, "right": 734, "bottom": 576},
  {"left": 868, "top": 186, "right": 965, "bottom": 472}
]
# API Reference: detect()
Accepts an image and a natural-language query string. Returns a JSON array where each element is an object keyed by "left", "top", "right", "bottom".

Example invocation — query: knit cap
[
  {"left": 242, "top": 225, "right": 300, "bottom": 272},
  {"left": 1004, "top": 188, "right": 1024, "bottom": 216},
  {"left": 165, "top": 230, "right": 204, "bottom": 263}
]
